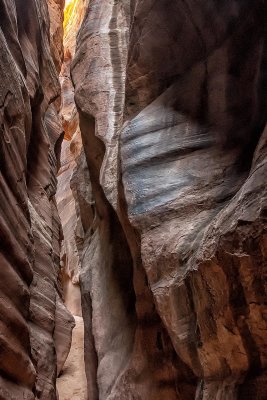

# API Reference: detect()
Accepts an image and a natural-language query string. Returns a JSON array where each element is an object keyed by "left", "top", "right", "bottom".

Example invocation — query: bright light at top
[
  {"left": 65, "top": 0, "right": 72, "bottom": 7},
  {"left": 63, "top": 0, "right": 77, "bottom": 32}
]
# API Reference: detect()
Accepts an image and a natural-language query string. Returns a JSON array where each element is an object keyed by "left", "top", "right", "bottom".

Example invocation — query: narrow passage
[
  {"left": 57, "top": 316, "right": 87, "bottom": 400},
  {"left": 56, "top": 1, "right": 88, "bottom": 398}
]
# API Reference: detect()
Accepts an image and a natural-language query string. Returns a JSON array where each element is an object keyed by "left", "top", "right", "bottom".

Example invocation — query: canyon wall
[
  {"left": 0, "top": 0, "right": 266, "bottom": 399},
  {"left": 72, "top": 1, "right": 267, "bottom": 399},
  {"left": 0, "top": 0, "right": 74, "bottom": 399}
]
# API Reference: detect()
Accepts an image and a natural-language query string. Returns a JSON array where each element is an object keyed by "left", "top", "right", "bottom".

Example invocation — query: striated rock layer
[
  {"left": 72, "top": 0, "right": 267, "bottom": 399},
  {"left": 0, "top": 0, "right": 74, "bottom": 399}
]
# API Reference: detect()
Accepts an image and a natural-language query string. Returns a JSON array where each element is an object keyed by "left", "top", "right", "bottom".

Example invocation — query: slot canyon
[{"left": 0, "top": 0, "right": 266, "bottom": 399}]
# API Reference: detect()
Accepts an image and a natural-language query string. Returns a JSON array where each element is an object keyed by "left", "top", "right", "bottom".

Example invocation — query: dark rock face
[
  {"left": 122, "top": 3, "right": 267, "bottom": 398},
  {"left": 0, "top": 0, "right": 74, "bottom": 398},
  {"left": 72, "top": 0, "right": 267, "bottom": 399}
]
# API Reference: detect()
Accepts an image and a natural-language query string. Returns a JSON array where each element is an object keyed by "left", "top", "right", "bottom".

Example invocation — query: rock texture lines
[
  {"left": 0, "top": 0, "right": 73, "bottom": 398},
  {"left": 0, "top": 0, "right": 266, "bottom": 400},
  {"left": 72, "top": 1, "right": 267, "bottom": 399}
]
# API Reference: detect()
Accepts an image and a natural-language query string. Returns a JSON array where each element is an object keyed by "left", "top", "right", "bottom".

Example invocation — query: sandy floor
[{"left": 57, "top": 316, "right": 87, "bottom": 400}]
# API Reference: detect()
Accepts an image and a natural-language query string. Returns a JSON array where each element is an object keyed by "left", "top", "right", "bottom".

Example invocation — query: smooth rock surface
[{"left": 72, "top": 0, "right": 267, "bottom": 399}]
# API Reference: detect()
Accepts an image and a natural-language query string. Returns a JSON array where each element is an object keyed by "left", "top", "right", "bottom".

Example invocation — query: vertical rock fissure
[{"left": 55, "top": 1, "right": 89, "bottom": 399}]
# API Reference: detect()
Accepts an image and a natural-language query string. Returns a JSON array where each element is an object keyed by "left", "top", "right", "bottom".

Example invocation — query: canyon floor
[{"left": 57, "top": 316, "right": 87, "bottom": 400}]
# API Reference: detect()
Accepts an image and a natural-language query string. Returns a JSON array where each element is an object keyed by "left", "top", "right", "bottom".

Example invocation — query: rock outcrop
[
  {"left": 72, "top": 1, "right": 267, "bottom": 399},
  {"left": 0, "top": 0, "right": 74, "bottom": 398}
]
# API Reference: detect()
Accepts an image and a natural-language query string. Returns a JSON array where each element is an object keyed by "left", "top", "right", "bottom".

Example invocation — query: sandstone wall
[
  {"left": 47, "top": 0, "right": 65, "bottom": 73},
  {"left": 0, "top": 0, "right": 74, "bottom": 398},
  {"left": 72, "top": 1, "right": 267, "bottom": 399}
]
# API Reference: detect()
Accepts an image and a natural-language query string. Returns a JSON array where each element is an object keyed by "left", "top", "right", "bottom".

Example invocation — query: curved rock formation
[
  {"left": 0, "top": 0, "right": 266, "bottom": 399},
  {"left": 0, "top": 0, "right": 74, "bottom": 398},
  {"left": 72, "top": 0, "right": 267, "bottom": 399}
]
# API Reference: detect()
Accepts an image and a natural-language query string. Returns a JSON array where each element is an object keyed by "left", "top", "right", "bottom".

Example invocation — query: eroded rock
[
  {"left": 0, "top": 0, "right": 74, "bottom": 398},
  {"left": 72, "top": 0, "right": 267, "bottom": 399}
]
